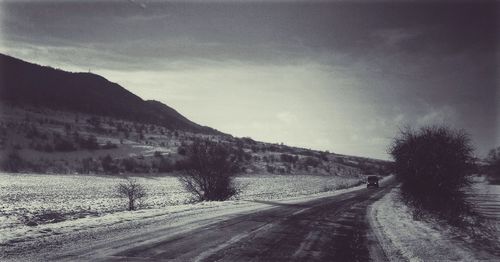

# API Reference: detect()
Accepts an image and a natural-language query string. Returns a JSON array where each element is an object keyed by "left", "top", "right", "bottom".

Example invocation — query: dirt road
[{"left": 58, "top": 180, "right": 395, "bottom": 261}]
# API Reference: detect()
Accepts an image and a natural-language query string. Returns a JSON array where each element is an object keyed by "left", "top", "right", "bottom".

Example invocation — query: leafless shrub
[
  {"left": 117, "top": 178, "right": 147, "bottom": 211},
  {"left": 178, "top": 140, "right": 240, "bottom": 201}
]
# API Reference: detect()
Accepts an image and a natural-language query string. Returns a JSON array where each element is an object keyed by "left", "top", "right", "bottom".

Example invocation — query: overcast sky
[{"left": 0, "top": 0, "right": 498, "bottom": 159}]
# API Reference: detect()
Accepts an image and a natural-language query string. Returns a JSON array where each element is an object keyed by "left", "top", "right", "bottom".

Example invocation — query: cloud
[
  {"left": 0, "top": 40, "right": 151, "bottom": 72},
  {"left": 416, "top": 106, "right": 458, "bottom": 127},
  {"left": 1, "top": 0, "right": 496, "bottom": 159},
  {"left": 372, "top": 28, "right": 421, "bottom": 48},
  {"left": 127, "top": 0, "right": 147, "bottom": 9}
]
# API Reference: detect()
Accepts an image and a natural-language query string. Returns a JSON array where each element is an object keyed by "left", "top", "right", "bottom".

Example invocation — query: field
[{"left": 0, "top": 173, "right": 363, "bottom": 232}]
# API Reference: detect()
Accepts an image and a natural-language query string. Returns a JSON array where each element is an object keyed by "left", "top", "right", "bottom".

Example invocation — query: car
[{"left": 366, "top": 175, "right": 379, "bottom": 188}]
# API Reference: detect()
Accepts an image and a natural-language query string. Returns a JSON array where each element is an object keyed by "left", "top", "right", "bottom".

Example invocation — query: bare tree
[
  {"left": 117, "top": 178, "right": 147, "bottom": 211},
  {"left": 179, "top": 140, "right": 240, "bottom": 201}
]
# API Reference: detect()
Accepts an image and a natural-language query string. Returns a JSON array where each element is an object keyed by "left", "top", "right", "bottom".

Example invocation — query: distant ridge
[{"left": 0, "top": 53, "right": 219, "bottom": 134}]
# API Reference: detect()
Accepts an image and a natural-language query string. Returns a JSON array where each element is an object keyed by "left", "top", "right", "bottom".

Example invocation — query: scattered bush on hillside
[
  {"left": 25, "top": 125, "right": 41, "bottom": 139},
  {"left": 53, "top": 137, "right": 76, "bottom": 151},
  {"left": 158, "top": 157, "right": 174, "bottom": 173},
  {"left": 154, "top": 151, "right": 163, "bottom": 158},
  {"left": 319, "top": 151, "right": 329, "bottom": 161},
  {"left": 121, "top": 157, "right": 138, "bottom": 173},
  {"left": 241, "top": 137, "right": 256, "bottom": 145},
  {"left": 178, "top": 140, "right": 241, "bottom": 201},
  {"left": 303, "top": 156, "right": 321, "bottom": 168},
  {"left": 102, "top": 141, "right": 118, "bottom": 149},
  {"left": 266, "top": 165, "right": 275, "bottom": 173},
  {"left": 174, "top": 159, "right": 189, "bottom": 171},
  {"left": 80, "top": 157, "right": 100, "bottom": 174},
  {"left": 43, "top": 144, "right": 54, "bottom": 152},
  {"left": 234, "top": 146, "right": 252, "bottom": 162},
  {"left": 87, "top": 116, "right": 102, "bottom": 130},
  {"left": 101, "top": 155, "right": 119, "bottom": 174},
  {"left": 389, "top": 125, "right": 476, "bottom": 225},
  {"left": 280, "top": 153, "right": 298, "bottom": 164},
  {"left": 0, "top": 150, "right": 30, "bottom": 172},
  {"left": 78, "top": 135, "right": 99, "bottom": 150},
  {"left": 116, "top": 178, "right": 147, "bottom": 211},
  {"left": 177, "top": 145, "right": 187, "bottom": 156}
]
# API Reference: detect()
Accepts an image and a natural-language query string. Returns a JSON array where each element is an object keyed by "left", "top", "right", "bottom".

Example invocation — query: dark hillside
[{"left": 0, "top": 53, "right": 218, "bottom": 134}]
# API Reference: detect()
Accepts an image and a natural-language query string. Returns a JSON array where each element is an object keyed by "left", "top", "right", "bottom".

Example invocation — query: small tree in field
[
  {"left": 117, "top": 178, "right": 147, "bottom": 211},
  {"left": 389, "top": 126, "right": 476, "bottom": 225},
  {"left": 179, "top": 140, "right": 240, "bottom": 201}
]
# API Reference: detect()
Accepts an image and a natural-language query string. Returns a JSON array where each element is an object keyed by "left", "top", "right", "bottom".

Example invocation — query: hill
[
  {"left": 0, "top": 53, "right": 218, "bottom": 134},
  {"left": 0, "top": 53, "right": 391, "bottom": 177}
]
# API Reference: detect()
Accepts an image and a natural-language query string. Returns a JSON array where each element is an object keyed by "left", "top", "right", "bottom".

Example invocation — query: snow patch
[{"left": 370, "top": 187, "right": 497, "bottom": 261}]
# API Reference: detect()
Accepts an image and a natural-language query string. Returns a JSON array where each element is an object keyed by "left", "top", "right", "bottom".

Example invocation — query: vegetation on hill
[
  {"left": 0, "top": 53, "right": 390, "bottom": 179},
  {"left": 0, "top": 105, "right": 390, "bottom": 178}
]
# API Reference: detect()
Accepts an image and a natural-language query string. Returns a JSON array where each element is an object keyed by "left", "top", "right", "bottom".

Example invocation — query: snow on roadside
[
  {"left": 1, "top": 200, "right": 273, "bottom": 261},
  {"left": 370, "top": 187, "right": 496, "bottom": 261},
  {"left": 0, "top": 172, "right": 365, "bottom": 250},
  {"left": 0, "top": 173, "right": 362, "bottom": 229},
  {"left": 0, "top": 174, "right": 375, "bottom": 261},
  {"left": 469, "top": 178, "right": 500, "bottom": 220}
]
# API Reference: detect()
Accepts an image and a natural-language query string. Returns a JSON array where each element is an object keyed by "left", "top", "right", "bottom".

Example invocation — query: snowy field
[
  {"left": 0, "top": 172, "right": 367, "bottom": 260},
  {"left": 370, "top": 183, "right": 500, "bottom": 261},
  {"left": 0, "top": 173, "right": 362, "bottom": 231}
]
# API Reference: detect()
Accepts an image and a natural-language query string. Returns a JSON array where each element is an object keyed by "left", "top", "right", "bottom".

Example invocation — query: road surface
[{"left": 59, "top": 181, "right": 395, "bottom": 262}]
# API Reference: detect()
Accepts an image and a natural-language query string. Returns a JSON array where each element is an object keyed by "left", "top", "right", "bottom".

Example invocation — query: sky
[{"left": 0, "top": 0, "right": 498, "bottom": 159}]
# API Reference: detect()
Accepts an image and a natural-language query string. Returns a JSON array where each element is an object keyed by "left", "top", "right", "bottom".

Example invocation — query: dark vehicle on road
[{"left": 366, "top": 176, "right": 379, "bottom": 188}]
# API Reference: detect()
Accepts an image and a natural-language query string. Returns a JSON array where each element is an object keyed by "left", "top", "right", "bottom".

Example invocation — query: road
[{"left": 59, "top": 180, "right": 395, "bottom": 262}]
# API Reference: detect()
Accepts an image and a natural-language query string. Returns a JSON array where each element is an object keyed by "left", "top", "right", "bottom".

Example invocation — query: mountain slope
[{"left": 0, "top": 53, "right": 218, "bottom": 134}]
